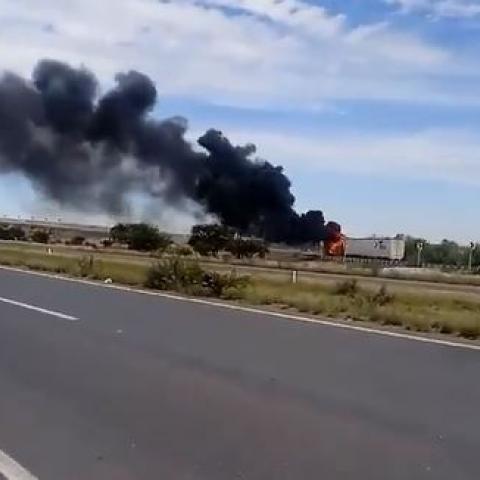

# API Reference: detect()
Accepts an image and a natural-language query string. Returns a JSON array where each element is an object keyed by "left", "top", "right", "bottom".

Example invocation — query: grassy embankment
[{"left": 0, "top": 243, "right": 480, "bottom": 340}]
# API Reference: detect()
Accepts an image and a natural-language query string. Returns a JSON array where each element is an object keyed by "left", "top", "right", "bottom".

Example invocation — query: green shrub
[
  {"left": 145, "top": 257, "right": 249, "bottom": 297},
  {"left": 145, "top": 257, "right": 204, "bottom": 292},
  {"left": 201, "top": 271, "right": 249, "bottom": 297}
]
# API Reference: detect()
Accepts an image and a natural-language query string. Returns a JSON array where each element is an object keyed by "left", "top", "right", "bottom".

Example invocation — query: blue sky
[{"left": 1, "top": 0, "right": 480, "bottom": 242}]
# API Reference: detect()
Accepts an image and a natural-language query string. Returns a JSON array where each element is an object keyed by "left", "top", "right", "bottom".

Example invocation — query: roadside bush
[
  {"left": 145, "top": 257, "right": 204, "bottom": 292},
  {"left": 201, "top": 271, "right": 250, "bottom": 297},
  {"left": 334, "top": 279, "right": 359, "bottom": 296},
  {"left": 145, "top": 257, "right": 249, "bottom": 297}
]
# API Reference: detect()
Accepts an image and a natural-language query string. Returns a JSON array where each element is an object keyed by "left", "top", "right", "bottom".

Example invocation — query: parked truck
[
  {"left": 345, "top": 237, "right": 405, "bottom": 261},
  {"left": 324, "top": 225, "right": 405, "bottom": 261}
]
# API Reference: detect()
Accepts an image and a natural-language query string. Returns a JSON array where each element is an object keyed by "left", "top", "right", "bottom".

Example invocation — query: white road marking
[
  {"left": 0, "top": 449, "right": 38, "bottom": 480},
  {"left": 0, "top": 296, "right": 78, "bottom": 321},
  {"left": 0, "top": 265, "right": 479, "bottom": 351}
]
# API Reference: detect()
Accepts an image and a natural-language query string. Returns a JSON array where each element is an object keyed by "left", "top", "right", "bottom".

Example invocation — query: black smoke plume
[{"left": 0, "top": 59, "right": 326, "bottom": 243}]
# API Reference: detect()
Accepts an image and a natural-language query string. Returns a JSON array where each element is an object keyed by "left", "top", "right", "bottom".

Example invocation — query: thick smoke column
[{"left": 0, "top": 59, "right": 326, "bottom": 243}]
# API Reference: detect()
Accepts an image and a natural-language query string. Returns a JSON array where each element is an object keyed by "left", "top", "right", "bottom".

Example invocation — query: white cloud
[
  {"left": 198, "top": 0, "right": 346, "bottom": 37},
  {"left": 218, "top": 127, "right": 480, "bottom": 186},
  {"left": 386, "top": 0, "right": 480, "bottom": 18},
  {"left": 0, "top": 0, "right": 467, "bottom": 107}
]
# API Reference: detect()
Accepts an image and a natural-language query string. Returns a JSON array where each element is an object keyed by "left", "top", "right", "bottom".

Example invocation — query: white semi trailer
[{"left": 345, "top": 237, "right": 405, "bottom": 261}]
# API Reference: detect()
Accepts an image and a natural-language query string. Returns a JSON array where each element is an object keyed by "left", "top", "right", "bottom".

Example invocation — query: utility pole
[
  {"left": 416, "top": 241, "right": 424, "bottom": 267},
  {"left": 468, "top": 242, "right": 476, "bottom": 272}
]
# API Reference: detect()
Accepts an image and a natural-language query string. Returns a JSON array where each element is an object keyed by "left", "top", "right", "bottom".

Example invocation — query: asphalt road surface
[{"left": 0, "top": 268, "right": 479, "bottom": 479}]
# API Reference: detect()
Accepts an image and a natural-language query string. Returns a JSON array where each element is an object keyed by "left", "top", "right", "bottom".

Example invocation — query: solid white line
[
  {"left": 0, "top": 296, "right": 78, "bottom": 321},
  {"left": 0, "top": 449, "right": 38, "bottom": 480},
  {"left": 0, "top": 265, "right": 479, "bottom": 351}
]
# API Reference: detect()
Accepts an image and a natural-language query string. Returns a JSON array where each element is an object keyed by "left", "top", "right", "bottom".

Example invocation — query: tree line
[
  {"left": 405, "top": 237, "right": 480, "bottom": 268},
  {"left": 3, "top": 221, "right": 480, "bottom": 268},
  {"left": 0, "top": 225, "right": 49, "bottom": 243},
  {"left": 109, "top": 223, "right": 269, "bottom": 259}
]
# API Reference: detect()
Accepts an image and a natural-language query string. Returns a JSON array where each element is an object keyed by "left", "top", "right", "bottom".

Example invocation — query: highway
[{"left": 0, "top": 268, "right": 479, "bottom": 479}]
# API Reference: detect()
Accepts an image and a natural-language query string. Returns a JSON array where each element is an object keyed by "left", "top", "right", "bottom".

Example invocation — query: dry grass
[
  {"left": 244, "top": 278, "right": 480, "bottom": 339},
  {"left": 0, "top": 246, "right": 148, "bottom": 285},
  {"left": 382, "top": 268, "right": 480, "bottom": 286}
]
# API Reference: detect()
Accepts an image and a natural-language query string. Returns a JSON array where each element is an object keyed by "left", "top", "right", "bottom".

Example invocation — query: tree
[
  {"left": 432, "top": 239, "right": 461, "bottom": 266},
  {"left": 110, "top": 223, "right": 171, "bottom": 252},
  {"left": 405, "top": 236, "right": 464, "bottom": 266},
  {"left": 110, "top": 223, "right": 130, "bottom": 244},
  {"left": 128, "top": 224, "right": 171, "bottom": 252},
  {"left": 31, "top": 230, "right": 50, "bottom": 244},
  {"left": 188, "top": 224, "right": 234, "bottom": 256},
  {"left": 404, "top": 236, "right": 423, "bottom": 264}
]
